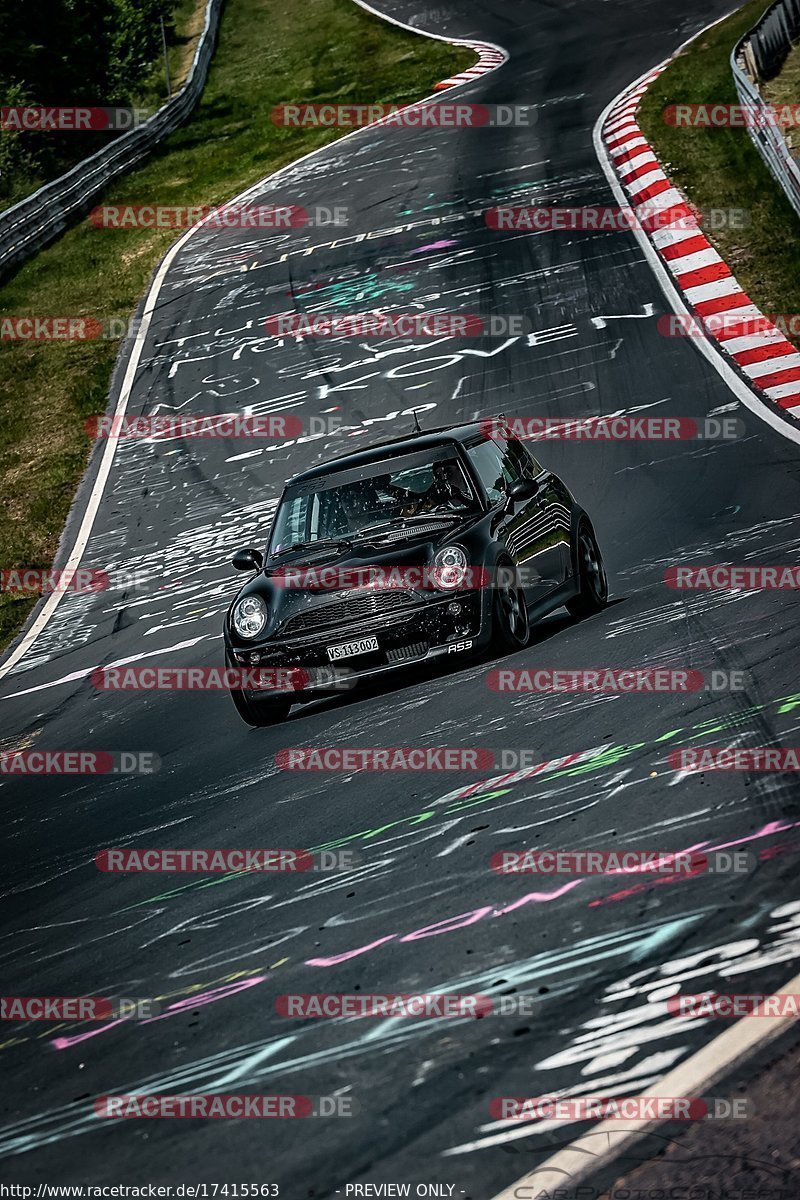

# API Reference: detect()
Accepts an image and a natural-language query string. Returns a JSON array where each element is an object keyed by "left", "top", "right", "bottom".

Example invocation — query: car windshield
[{"left": 268, "top": 447, "right": 479, "bottom": 556}]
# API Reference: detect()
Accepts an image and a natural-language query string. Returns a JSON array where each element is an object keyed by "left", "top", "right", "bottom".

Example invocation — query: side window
[
  {"left": 271, "top": 493, "right": 310, "bottom": 553},
  {"left": 504, "top": 437, "right": 542, "bottom": 480},
  {"left": 466, "top": 440, "right": 506, "bottom": 504},
  {"left": 498, "top": 438, "right": 522, "bottom": 485},
  {"left": 289, "top": 495, "right": 311, "bottom": 541}
]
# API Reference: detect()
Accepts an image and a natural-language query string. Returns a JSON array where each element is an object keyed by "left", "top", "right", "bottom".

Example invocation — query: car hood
[{"left": 228, "top": 516, "right": 482, "bottom": 643}]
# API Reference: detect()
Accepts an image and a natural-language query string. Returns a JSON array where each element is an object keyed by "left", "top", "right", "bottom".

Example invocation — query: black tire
[
  {"left": 566, "top": 520, "right": 608, "bottom": 618},
  {"left": 492, "top": 559, "right": 530, "bottom": 651},
  {"left": 226, "top": 652, "right": 291, "bottom": 727}
]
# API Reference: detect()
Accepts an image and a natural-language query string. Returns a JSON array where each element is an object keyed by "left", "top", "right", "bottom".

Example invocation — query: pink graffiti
[
  {"left": 304, "top": 820, "right": 800, "bottom": 968},
  {"left": 51, "top": 976, "right": 267, "bottom": 1050},
  {"left": 590, "top": 820, "right": 800, "bottom": 907},
  {"left": 305, "top": 882, "right": 582, "bottom": 966}
]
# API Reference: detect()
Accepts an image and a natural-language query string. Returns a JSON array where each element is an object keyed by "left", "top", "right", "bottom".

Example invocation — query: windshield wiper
[
  {"left": 270, "top": 537, "right": 353, "bottom": 560},
  {"left": 354, "top": 521, "right": 405, "bottom": 537}
]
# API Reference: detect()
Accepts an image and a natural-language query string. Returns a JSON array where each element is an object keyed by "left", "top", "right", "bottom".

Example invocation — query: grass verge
[
  {"left": 0, "top": 0, "right": 473, "bottom": 651},
  {"left": 638, "top": 1, "right": 800, "bottom": 330}
]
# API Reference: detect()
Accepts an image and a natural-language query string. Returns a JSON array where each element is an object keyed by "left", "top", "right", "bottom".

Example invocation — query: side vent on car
[{"left": 386, "top": 642, "right": 429, "bottom": 663}]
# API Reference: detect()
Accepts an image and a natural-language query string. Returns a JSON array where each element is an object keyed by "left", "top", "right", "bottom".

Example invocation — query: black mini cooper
[{"left": 224, "top": 421, "right": 607, "bottom": 725}]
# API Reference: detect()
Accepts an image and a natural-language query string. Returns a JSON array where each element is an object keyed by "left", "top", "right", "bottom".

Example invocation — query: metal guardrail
[
  {"left": 732, "top": 0, "right": 800, "bottom": 220},
  {"left": 0, "top": 0, "right": 223, "bottom": 280},
  {"left": 740, "top": 0, "right": 800, "bottom": 78}
]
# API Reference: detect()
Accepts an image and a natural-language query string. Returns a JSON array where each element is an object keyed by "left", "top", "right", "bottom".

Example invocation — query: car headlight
[
  {"left": 232, "top": 594, "right": 268, "bottom": 639},
  {"left": 432, "top": 545, "right": 468, "bottom": 590}
]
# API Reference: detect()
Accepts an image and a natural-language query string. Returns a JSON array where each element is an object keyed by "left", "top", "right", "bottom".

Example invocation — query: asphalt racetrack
[{"left": 2, "top": 0, "right": 800, "bottom": 1191}]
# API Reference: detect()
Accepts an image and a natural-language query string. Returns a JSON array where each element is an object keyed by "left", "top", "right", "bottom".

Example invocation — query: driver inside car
[
  {"left": 400, "top": 460, "right": 475, "bottom": 516},
  {"left": 337, "top": 480, "right": 397, "bottom": 532},
  {"left": 338, "top": 483, "right": 371, "bottom": 532},
  {"left": 338, "top": 477, "right": 415, "bottom": 532}
]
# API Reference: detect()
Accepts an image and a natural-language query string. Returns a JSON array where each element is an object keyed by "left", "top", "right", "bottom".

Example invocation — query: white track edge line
[{"left": 490, "top": 971, "right": 800, "bottom": 1200}]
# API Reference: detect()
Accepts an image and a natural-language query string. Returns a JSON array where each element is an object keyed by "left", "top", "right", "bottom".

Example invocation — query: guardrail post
[{"left": 743, "top": 41, "right": 760, "bottom": 81}]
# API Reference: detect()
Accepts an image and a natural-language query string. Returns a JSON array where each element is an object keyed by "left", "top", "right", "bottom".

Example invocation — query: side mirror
[
  {"left": 505, "top": 478, "right": 538, "bottom": 508},
  {"left": 232, "top": 546, "right": 263, "bottom": 572}
]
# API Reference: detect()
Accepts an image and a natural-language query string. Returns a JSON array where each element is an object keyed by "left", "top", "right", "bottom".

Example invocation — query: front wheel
[
  {"left": 226, "top": 652, "right": 291, "bottom": 727},
  {"left": 492, "top": 561, "right": 530, "bottom": 651},
  {"left": 566, "top": 521, "right": 608, "bottom": 618}
]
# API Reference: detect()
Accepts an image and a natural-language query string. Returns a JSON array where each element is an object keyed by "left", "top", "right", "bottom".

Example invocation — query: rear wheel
[
  {"left": 226, "top": 652, "right": 291, "bottom": 727},
  {"left": 566, "top": 521, "right": 608, "bottom": 618},
  {"left": 492, "top": 560, "right": 530, "bottom": 651}
]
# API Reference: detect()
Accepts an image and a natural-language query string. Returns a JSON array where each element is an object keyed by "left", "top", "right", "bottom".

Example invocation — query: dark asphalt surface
[{"left": 2, "top": 0, "right": 800, "bottom": 1193}]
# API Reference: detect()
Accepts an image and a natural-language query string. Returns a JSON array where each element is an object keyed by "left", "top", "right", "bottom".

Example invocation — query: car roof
[{"left": 287, "top": 422, "right": 493, "bottom": 484}]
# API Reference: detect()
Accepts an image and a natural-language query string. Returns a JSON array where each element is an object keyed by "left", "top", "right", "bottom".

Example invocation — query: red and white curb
[
  {"left": 434, "top": 41, "right": 508, "bottom": 89},
  {"left": 351, "top": 1, "right": 508, "bottom": 93},
  {"left": 598, "top": 65, "right": 800, "bottom": 427}
]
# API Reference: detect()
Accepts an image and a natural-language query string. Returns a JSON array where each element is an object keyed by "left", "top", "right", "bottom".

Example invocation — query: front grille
[{"left": 280, "top": 589, "right": 419, "bottom": 637}]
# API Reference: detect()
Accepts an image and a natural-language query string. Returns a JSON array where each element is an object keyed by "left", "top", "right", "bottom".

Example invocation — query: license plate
[{"left": 326, "top": 636, "right": 379, "bottom": 662}]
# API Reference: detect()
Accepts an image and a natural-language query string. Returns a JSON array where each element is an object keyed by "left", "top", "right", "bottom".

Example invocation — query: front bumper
[{"left": 225, "top": 592, "right": 489, "bottom": 698}]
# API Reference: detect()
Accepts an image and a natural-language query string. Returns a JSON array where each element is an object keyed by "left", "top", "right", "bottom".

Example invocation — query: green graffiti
[
  {"left": 444, "top": 788, "right": 513, "bottom": 813},
  {"left": 311, "top": 274, "right": 416, "bottom": 306},
  {"left": 118, "top": 689, "right": 800, "bottom": 913}
]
